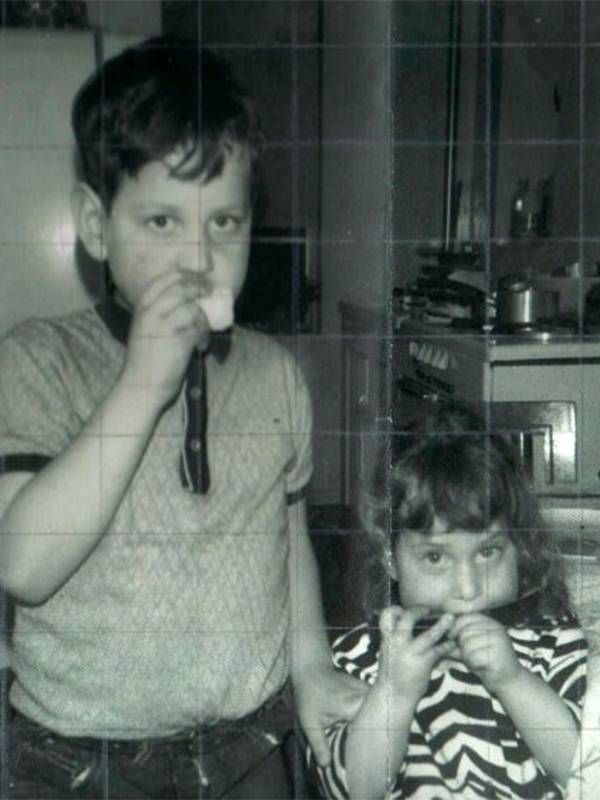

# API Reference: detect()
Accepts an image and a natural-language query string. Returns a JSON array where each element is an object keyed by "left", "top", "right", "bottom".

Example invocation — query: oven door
[{"left": 394, "top": 383, "right": 577, "bottom": 497}]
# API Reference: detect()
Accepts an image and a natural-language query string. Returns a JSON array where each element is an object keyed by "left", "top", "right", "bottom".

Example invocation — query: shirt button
[
  {"left": 189, "top": 386, "right": 202, "bottom": 400},
  {"left": 189, "top": 439, "right": 202, "bottom": 452}
]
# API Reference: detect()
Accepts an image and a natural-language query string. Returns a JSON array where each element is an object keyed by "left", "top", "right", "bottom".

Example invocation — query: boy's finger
[
  {"left": 137, "top": 268, "right": 188, "bottom": 308},
  {"left": 305, "top": 725, "right": 331, "bottom": 768},
  {"left": 176, "top": 266, "right": 213, "bottom": 295}
]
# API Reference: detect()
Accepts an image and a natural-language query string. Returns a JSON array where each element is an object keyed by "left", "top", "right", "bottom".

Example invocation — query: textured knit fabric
[
  {"left": 0, "top": 308, "right": 312, "bottom": 737},
  {"left": 309, "top": 614, "right": 587, "bottom": 800}
]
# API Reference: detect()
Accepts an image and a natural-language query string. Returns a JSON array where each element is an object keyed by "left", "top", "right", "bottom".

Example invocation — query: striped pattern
[{"left": 310, "top": 615, "right": 587, "bottom": 799}]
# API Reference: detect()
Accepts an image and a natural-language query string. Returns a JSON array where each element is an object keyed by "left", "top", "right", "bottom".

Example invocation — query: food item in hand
[{"left": 198, "top": 287, "right": 234, "bottom": 331}]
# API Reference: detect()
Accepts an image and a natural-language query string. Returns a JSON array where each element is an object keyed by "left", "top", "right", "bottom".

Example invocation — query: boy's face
[
  {"left": 100, "top": 146, "right": 252, "bottom": 310},
  {"left": 392, "top": 517, "right": 519, "bottom": 615}
]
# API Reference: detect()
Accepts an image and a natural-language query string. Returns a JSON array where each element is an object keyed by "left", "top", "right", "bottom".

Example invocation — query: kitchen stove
[{"left": 395, "top": 319, "right": 600, "bottom": 499}]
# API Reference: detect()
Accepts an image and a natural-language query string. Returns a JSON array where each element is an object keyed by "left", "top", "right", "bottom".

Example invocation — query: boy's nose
[
  {"left": 453, "top": 563, "right": 480, "bottom": 601},
  {"left": 187, "top": 240, "right": 214, "bottom": 275}
]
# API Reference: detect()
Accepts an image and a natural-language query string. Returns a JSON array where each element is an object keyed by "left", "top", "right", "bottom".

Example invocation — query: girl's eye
[
  {"left": 479, "top": 545, "right": 501, "bottom": 559},
  {"left": 424, "top": 551, "right": 443, "bottom": 565}
]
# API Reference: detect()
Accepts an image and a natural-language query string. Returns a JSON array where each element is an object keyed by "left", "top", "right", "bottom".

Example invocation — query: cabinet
[{"left": 339, "top": 302, "right": 388, "bottom": 520}]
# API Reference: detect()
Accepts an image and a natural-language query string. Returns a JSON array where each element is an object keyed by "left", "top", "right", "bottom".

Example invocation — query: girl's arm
[
  {"left": 453, "top": 613, "right": 584, "bottom": 788},
  {"left": 494, "top": 669, "right": 579, "bottom": 786},
  {"left": 344, "top": 608, "right": 455, "bottom": 800}
]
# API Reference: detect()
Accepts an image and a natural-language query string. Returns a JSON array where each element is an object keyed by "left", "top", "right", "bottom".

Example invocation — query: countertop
[{"left": 398, "top": 319, "right": 600, "bottom": 363}]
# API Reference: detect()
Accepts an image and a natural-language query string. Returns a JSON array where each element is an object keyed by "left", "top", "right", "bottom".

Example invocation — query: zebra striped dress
[{"left": 309, "top": 614, "right": 587, "bottom": 799}]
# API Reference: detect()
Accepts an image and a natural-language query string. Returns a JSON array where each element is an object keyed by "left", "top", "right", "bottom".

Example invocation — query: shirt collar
[{"left": 95, "top": 295, "right": 130, "bottom": 346}]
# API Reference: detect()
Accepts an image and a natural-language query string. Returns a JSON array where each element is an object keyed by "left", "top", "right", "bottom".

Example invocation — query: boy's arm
[
  {"left": 287, "top": 499, "right": 367, "bottom": 766},
  {"left": 494, "top": 667, "right": 580, "bottom": 786},
  {"left": 0, "top": 269, "right": 209, "bottom": 605},
  {"left": 0, "top": 379, "right": 164, "bottom": 604},
  {"left": 344, "top": 684, "right": 415, "bottom": 799}
]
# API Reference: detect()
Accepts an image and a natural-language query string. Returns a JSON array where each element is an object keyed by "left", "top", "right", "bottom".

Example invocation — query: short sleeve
[
  {"left": 530, "top": 623, "right": 588, "bottom": 722},
  {"left": 547, "top": 625, "right": 588, "bottom": 720},
  {"left": 307, "top": 721, "right": 351, "bottom": 800},
  {"left": 282, "top": 353, "right": 313, "bottom": 503},
  {"left": 0, "top": 323, "right": 80, "bottom": 469},
  {"left": 332, "top": 621, "right": 381, "bottom": 684},
  {"left": 305, "top": 623, "right": 380, "bottom": 800}
]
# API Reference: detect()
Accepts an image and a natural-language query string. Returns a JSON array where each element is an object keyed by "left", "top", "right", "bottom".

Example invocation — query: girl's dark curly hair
[{"left": 360, "top": 403, "right": 570, "bottom": 618}]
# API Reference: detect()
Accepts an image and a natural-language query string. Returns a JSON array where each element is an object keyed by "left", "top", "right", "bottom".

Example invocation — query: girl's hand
[
  {"left": 451, "top": 612, "right": 524, "bottom": 692},
  {"left": 377, "top": 606, "right": 455, "bottom": 702}
]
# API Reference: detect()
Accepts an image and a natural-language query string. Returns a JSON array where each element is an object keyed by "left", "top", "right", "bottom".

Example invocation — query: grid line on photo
[{"left": 1, "top": 1, "right": 600, "bottom": 799}]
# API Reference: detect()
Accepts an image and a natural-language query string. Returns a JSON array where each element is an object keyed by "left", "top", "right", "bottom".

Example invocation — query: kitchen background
[{"left": 2, "top": 1, "right": 600, "bottom": 648}]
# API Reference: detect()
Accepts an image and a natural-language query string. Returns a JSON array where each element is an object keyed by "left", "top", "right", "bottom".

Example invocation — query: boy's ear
[{"left": 71, "top": 183, "right": 107, "bottom": 262}]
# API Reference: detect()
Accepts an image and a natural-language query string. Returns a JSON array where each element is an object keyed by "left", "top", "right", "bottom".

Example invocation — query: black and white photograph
[{"left": 0, "top": 1, "right": 598, "bottom": 798}]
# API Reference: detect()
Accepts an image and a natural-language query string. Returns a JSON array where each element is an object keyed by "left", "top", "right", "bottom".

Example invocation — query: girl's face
[{"left": 391, "top": 516, "right": 519, "bottom": 615}]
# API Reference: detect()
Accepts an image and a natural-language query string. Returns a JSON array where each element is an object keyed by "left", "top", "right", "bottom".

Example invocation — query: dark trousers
[{"left": 3, "top": 689, "right": 306, "bottom": 800}]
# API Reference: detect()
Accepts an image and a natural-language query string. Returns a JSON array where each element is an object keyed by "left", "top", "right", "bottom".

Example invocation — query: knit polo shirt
[{"left": 0, "top": 306, "right": 312, "bottom": 737}]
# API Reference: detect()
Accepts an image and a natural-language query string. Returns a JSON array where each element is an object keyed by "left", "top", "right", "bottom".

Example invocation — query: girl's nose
[{"left": 453, "top": 562, "right": 480, "bottom": 601}]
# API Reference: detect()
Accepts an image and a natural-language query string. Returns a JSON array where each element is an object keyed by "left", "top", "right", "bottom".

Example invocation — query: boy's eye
[
  {"left": 147, "top": 214, "right": 176, "bottom": 233},
  {"left": 211, "top": 214, "right": 242, "bottom": 233}
]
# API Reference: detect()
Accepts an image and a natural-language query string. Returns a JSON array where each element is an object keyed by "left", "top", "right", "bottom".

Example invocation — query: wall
[
  {"left": 86, "top": 0, "right": 161, "bottom": 35},
  {"left": 313, "top": 2, "right": 392, "bottom": 504},
  {"left": 320, "top": 1, "right": 391, "bottom": 331},
  {"left": 391, "top": 0, "right": 458, "bottom": 288}
]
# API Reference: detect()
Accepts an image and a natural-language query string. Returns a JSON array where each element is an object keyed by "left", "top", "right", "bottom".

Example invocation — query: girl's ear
[{"left": 71, "top": 183, "right": 107, "bottom": 262}]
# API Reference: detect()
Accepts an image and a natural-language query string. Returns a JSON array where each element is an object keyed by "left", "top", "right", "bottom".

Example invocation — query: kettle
[{"left": 496, "top": 274, "right": 540, "bottom": 327}]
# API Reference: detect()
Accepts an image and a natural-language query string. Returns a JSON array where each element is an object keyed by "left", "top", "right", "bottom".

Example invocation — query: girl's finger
[
  {"left": 413, "top": 613, "right": 455, "bottom": 653},
  {"left": 432, "top": 639, "right": 457, "bottom": 660},
  {"left": 449, "top": 611, "right": 487, "bottom": 635},
  {"left": 398, "top": 604, "right": 432, "bottom": 632},
  {"left": 461, "top": 646, "right": 490, "bottom": 670},
  {"left": 455, "top": 624, "right": 492, "bottom": 645},
  {"left": 379, "top": 605, "right": 407, "bottom": 637}
]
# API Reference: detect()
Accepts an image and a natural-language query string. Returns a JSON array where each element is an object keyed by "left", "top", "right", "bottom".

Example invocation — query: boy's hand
[
  {"left": 377, "top": 606, "right": 455, "bottom": 701},
  {"left": 123, "top": 268, "right": 212, "bottom": 406},
  {"left": 293, "top": 662, "right": 368, "bottom": 767},
  {"left": 451, "top": 612, "right": 523, "bottom": 692}
]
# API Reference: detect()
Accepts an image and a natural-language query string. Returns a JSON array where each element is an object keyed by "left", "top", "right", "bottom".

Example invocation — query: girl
[{"left": 309, "top": 405, "right": 587, "bottom": 800}]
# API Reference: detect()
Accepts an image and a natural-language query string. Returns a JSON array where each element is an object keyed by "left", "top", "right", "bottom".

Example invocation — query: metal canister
[{"left": 496, "top": 275, "right": 539, "bottom": 327}]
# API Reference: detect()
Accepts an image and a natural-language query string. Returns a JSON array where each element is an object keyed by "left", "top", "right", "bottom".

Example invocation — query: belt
[{"left": 12, "top": 684, "right": 291, "bottom": 757}]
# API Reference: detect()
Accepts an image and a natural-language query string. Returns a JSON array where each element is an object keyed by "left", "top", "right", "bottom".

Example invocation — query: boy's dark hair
[
  {"left": 72, "top": 36, "right": 264, "bottom": 212},
  {"left": 361, "top": 403, "right": 569, "bottom": 617}
]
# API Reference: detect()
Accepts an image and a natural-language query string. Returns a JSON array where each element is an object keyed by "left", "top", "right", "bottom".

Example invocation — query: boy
[{"left": 0, "top": 36, "right": 363, "bottom": 798}]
